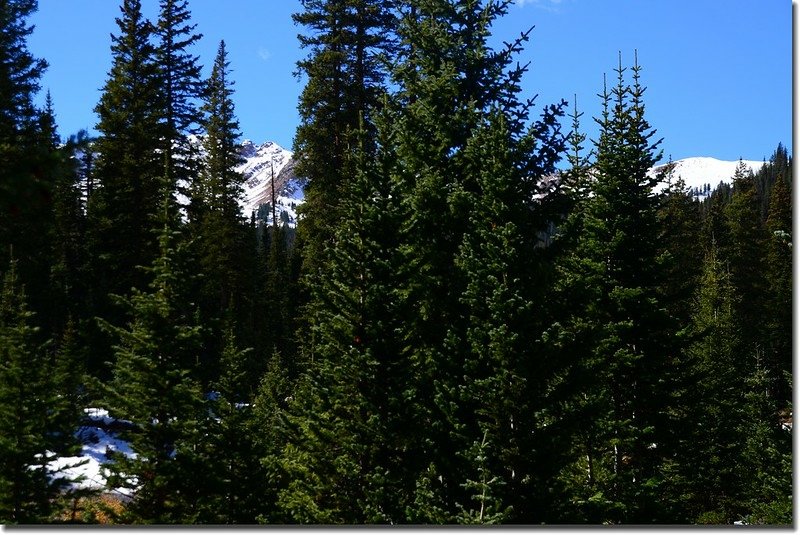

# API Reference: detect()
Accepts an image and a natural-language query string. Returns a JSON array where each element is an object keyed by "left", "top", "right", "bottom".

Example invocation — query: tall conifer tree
[
  {"left": 273, "top": 118, "right": 415, "bottom": 523},
  {"left": 99, "top": 216, "right": 206, "bottom": 523},
  {"left": 155, "top": 0, "right": 203, "bottom": 212},
  {"left": 547, "top": 54, "right": 680, "bottom": 523},
  {"left": 189, "top": 40, "right": 250, "bottom": 384},
  {"left": 0, "top": 259, "right": 81, "bottom": 523},
  {"left": 87, "top": 0, "right": 164, "bottom": 360},
  {"left": 292, "top": 0, "right": 397, "bottom": 274},
  {"left": 0, "top": 0, "right": 56, "bottom": 330}
]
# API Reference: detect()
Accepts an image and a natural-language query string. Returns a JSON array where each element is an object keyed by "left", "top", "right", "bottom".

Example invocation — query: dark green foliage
[
  {"left": 723, "top": 161, "right": 769, "bottom": 370},
  {"left": 0, "top": 0, "right": 791, "bottom": 526},
  {"left": 189, "top": 40, "right": 251, "bottom": 386},
  {"left": 192, "top": 327, "right": 266, "bottom": 524},
  {"left": 0, "top": 0, "right": 47, "bottom": 145},
  {"left": 293, "top": 0, "right": 397, "bottom": 275},
  {"left": 657, "top": 167, "right": 703, "bottom": 326},
  {"left": 763, "top": 172, "right": 791, "bottom": 404},
  {"left": 386, "top": 4, "right": 568, "bottom": 520},
  {"left": 547, "top": 54, "right": 679, "bottom": 523},
  {"left": 0, "top": 260, "right": 80, "bottom": 523},
  {"left": 754, "top": 142, "right": 791, "bottom": 220},
  {"left": 87, "top": 0, "right": 164, "bottom": 332},
  {"left": 675, "top": 246, "right": 746, "bottom": 523},
  {"left": 49, "top": 131, "right": 92, "bottom": 335},
  {"left": 99, "top": 222, "right": 206, "bottom": 523},
  {"left": 155, "top": 0, "right": 203, "bottom": 207},
  {"left": 274, "top": 120, "right": 416, "bottom": 523},
  {"left": 0, "top": 0, "right": 59, "bottom": 335}
]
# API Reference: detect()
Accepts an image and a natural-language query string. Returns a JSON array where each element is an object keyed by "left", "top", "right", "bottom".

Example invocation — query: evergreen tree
[
  {"left": 0, "top": 0, "right": 47, "bottom": 145},
  {"left": 0, "top": 0, "right": 57, "bottom": 332},
  {"left": 724, "top": 161, "right": 768, "bottom": 374},
  {"left": 273, "top": 118, "right": 415, "bottom": 523},
  {"left": 189, "top": 39, "right": 250, "bottom": 385},
  {"left": 192, "top": 326, "right": 265, "bottom": 524},
  {"left": 657, "top": 168, "right": 702, "bottom": 327},
  {"left": 700, "top": 183, "right": 731, "bottom": 253},
  {"left": 87, "top": 0, "right": 164, "bottom": 374},
  {"left": 547, "top": 54, "right": 678, "bottom": 523},
  {"left": 49, "top": 131, "right": 92, "bottom": 335},
  {"left": 99, "top": 216, "right": 206, "bottom": 523},
  {"left": 763, "top": 173, "right": 791, "bottom": 405},
  {"left": 264, "top": 222, "right": 291, "bottom": 360},
  {"left": 0, "top": 259, "right": 80, "bottom": 523},
  {"left": 738, "top": 365, "right": 792, "bottom": 525},
  {"left": 754, "top": 143, "right": 791, "bottom": 220},
  {"left": 448, "top": 109, "right": 563, "bottom": 523},
  {"left": 292, "top": 0, "right": 397, "bottom": 275},
  {"left": 154, "top": 0, "right": 204, "bottom": 209},
  {"left": 674, "top": 245, "right": 746, "bottom": 523}
]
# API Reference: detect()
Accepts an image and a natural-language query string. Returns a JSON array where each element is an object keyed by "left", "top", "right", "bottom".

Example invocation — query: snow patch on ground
[{"left": 47, "top": 408, "right": 136, "bottom": 499}]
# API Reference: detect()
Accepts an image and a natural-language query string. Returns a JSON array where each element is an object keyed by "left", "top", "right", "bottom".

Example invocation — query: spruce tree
[
  {"left": 763, "top": 173, "right": 791, "bottom": 405},
  {"left": 547, "top": 54, "right": 679, "bottom": 523},
  {"left": 190, "top": 326, "right": 265, "bottom": 524},
  {"left": 724, "top": 161, "right": 769, "bottom": 375},
  {"left": 388, "top": 2, "right": 537, "bottom": 519},
  {"left": 292, "top": 0, "right": 397, "bottom": 275},
  {"left": 657, "top": 169, "right": 702, "bottom": 327},
  {"left": 49, "top": 130, "right": 92, "bottom": 335},
  {"left": 154, "top": 0, "right": 204, "bottom": 209},
  {"left": 0, "top": 0, "right": 58, "bottom": 332},
  {"left": 0, "top": 0, "right": 47, "bottom": 146},
  {"left": 99, "top": 214, "right": 206, "bottom": 523},
  {"left": 675, "top": 245, "right": 747, "bottom": 523},
  {"left": 87, "top": 0, "right": 164, "bottom": 372},
  {"left": 0, "top": 259, "right": 80, "bottom": 523},
  {"left": 273, "top": 118, "right": 416, "bottom": 523},
  {"left": 189, "top": 39, "right": 250, "bottom": 385}
]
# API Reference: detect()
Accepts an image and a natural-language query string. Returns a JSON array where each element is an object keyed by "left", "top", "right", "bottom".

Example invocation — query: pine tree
[
  {"left": 547, "top": 54, "right": 679, "bottom": 523},
  {"left": 273, "top": 118, "right": 416, "bottom": 523},
  {"left": 189, "top": 39, "right": 250, "bottom": 385},
  {"left": 99, "top": 216, "right": 206, "bottom": 523},
  {"left": 763, "top": 173, "right": 791, "bottom": 405},
  {"left": 449, "top": 109, "right": 563, "bottom": 523},
  {"left": 674, "top": 245, "right": 747, "bottom": 523},
  {"left": 0, "top": 259, "right": 79, "bottom": 523},
  {"left": 87, "top": 0, "right": 165, "bottom": 370},
  {"left": 154, "top": 0, "right": 204, "bottom": 210},
  {"left": 724, "top": 161, "right": 769, "bottom": 375},
  {"left": 0, "top": 0, "right": 58, "bottom": 333},
  {"left": 49, "top": 130, "right": 92, "bottom": 335},
  {"left": 738, "top": 365, "right": 792, "bottom": 525},
  {"left": 754, "top": 143, "right": 792, "bottom": 221},
  {"left": 657, "top": 168, "right": 702, "bottom": 327},
  {"left": 0, "top": 0, "right": 47, "bottom": 146},
  {"left": 292, "top": 0, "right": 397, "bottom": 275},
  {"left": 191, "top": 326, "right": 265, "bottom": 524}
]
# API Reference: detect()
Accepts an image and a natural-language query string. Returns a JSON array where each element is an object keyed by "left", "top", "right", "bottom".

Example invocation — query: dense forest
[{"left": 0, "top": 0, "right": 792, "bottom": 525}]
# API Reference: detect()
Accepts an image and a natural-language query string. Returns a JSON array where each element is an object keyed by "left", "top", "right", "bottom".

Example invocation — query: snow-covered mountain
[
  {"left": 236, "top": 140, "right": 303, "bottom": 225},
  {"left": 649, "top": 157, "right": 766, "bottom": 198},
  {"left": 209, "top": 147, "right": 761, "bottom": 226},
  {"left": 179, "top": 138, "right": 303, "bottom": 227}
]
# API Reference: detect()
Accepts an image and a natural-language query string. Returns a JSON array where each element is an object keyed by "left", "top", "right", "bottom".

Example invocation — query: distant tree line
[{"left": 0, "top": 0, "right": 791, "bottom": 525}]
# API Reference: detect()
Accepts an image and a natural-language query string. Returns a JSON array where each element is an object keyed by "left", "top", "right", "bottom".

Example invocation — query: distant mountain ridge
[
  {"left": 649, "top": 156, "right": 766, "bottom": 198},
  {"left": 234, "top": 146, "right": 766, "bottom": 225}
]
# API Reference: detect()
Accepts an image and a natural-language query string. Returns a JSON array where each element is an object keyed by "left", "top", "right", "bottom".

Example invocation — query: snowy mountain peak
[
  {"left": 649, "top": 156, "right": 766, "bottom": 197},
  {"left": 235, "top": 140, "right": 301, "bottom": 225}
]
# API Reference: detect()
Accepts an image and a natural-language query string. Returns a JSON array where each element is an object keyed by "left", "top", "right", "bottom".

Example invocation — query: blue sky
[{"left": 29, "top": 0, "right": 790, "bottom": 163}]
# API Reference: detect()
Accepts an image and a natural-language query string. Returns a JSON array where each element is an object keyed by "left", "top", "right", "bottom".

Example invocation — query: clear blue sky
[{"left": 28, "top": 0, "right": 791, "bottom": 163}]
